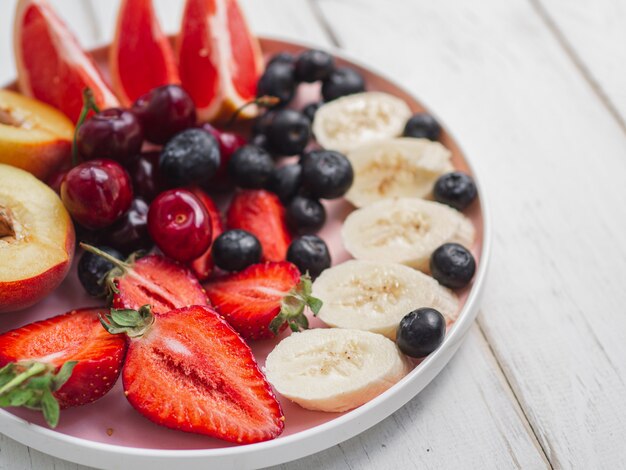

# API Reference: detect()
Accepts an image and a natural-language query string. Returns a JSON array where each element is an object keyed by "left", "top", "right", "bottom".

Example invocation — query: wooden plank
[
  {"left": 314, "top": 0, "right": 626, "bottom": 467},
  {"left": 533, "top": 0, "right": 626, "bottom": 128}
]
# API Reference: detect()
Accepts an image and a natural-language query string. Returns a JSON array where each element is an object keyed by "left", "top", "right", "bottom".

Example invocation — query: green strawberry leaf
[{"left": 41, "top": 388, "right": 60, "bottom": 428}]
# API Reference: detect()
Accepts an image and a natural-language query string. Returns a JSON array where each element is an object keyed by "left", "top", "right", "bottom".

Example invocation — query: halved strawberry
[
  {"left": 81, "top": 244, "right": 209, "bottom": 314},
  {"left": 227, "top": 190, "right": 292, "bottom": 262},
  {"left": 0, "top": 308, "right": 126, "bottom": 427},
  {"left": 189, "top": 187, "right": 224, "bottom": 281},
  {"left": 101, "top": 304, "right": 284, "bottom": 443},
  {"left": 205, "top": 261, "right": 322, "bottom": 340}
]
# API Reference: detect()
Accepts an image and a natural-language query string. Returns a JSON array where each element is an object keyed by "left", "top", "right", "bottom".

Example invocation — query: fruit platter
[{"left": 0, "top": 0, "right": 489, "bottom": 468}]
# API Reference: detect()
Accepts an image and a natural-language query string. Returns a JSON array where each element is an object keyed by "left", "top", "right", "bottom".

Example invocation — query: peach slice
[
  {"left": 0, "top": 164, "right": 75, "bottom": 313},
  {"left": 0, "top": 89, "right": 74, "bottom": 181}
]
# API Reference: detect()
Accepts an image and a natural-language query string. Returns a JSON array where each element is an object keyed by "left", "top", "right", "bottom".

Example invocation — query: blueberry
[
  {"left": 266, "top": 109, "right": 311, "bottom": 156},
  {"left": 250, "top": 132, "right": 269, "bottom": 150},
  {"left": 77, "top": 246, "right": 124, "bottom": 297},
  {"left": 228, "top": 145, "right": 274, "bottom": 189},
  {"left": 434, "top": 172, "right": 477, "bottom": 211},
  {"left": 160, "top": 129, "right": 220, "bottom": 186},
  {"left": 295, "top": 49, "right": 335, "bottom": 83},
  {"left": 396, "top": 308, "right": 446, "bottom": 358},
  {"left": 287, "top": 235, "right": 331, "bottom": 279},
  {"left": 300, "top": 150, "right": 354, "bottom": 199},
  {"left": 287, "top": 196, "right": 326, "bottom": 234},
  {"left": 267, "top": 164, "right": 302, "bottom": 203},
  {"left": 267, "top": 52, "right": 296, "bottom": 67},
  {"left": 252, "top": 111, "right": 276, "bottom": 136},
  {"left": 212, "top": 229, "right": 262, "bottom": 272},
  {"left": 302, "top": 102, "right": 323, "bottom": 123},
  {"left": 321, "top": 67, "right": 365, "bottom": 101},
  {"left": 403, "top": 113, "right": 441, "bottom": 140},
  {"left": 256, "top": 62, "right": 296, "bottom": 106},
  {"left": 430, "top": 243, "right": 476, "bottom": 288}
]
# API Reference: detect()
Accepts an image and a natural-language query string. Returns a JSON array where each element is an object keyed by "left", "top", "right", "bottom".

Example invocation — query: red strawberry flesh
[
  {"left": 121, "top": 305, "right": 284, "bottom": 443},
  {"left": 0, "top": 308, "right": 126, "bottom": 408},
  {"left": 205, "top": 261, "right": 300, "bottom": 340},
  {"left": 227, "top": 190, "right": 292, "bottom": 262}
]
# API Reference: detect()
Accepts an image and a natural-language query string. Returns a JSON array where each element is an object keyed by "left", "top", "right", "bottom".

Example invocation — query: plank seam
[
  {"left": 308, "top": 0, "right": 342, "bottom": 47},
  {"left": 476, "top": 319, "right": 555, "bottom": 469},
  {"left": 528, "top": 0, "right": 626, "bottom": 135}
]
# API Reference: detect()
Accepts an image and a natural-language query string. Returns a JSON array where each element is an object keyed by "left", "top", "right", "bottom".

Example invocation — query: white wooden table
[{"left": 2, "top": 0, "right": 626, "bottom": 468}]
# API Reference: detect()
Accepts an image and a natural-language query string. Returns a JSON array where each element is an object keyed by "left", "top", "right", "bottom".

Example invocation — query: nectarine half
[{"left": 0, "top": 164, "right": 75, "bottom": 313}]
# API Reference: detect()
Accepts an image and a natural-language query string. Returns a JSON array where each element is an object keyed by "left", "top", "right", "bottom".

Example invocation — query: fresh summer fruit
[
  {"left": 188, "top": 188, "right": 224, "bottom": 280},
  {"left": 430, "top": 243, "right": 476, "bottom": 289},
  {"left": 396, "top": 308, "right": 446, "bottom": 358},
  {"left": 100, "top": 304, "right": 284, "bottom": 442},
  {"left": 204, "top": 261, "right": 321, "bottom": 340},
  {"left": 264, "top": 328, "right": 409, "bottom": 413},
  {"left": 300, "top": 150, "right": 354, "bottom": 200},
  {"left": 132, "top": 85, "right": 197, "bottom": 145},
  {"left": 110, "top": 0, "right": 180, "bottom": 106},
  {"left": 76, "top": 108, "right": 143, "bottom": 164},
  {"left": 341, "top": 198, "right": 475, "bottom": 272},
  {"left": 81, "top": 245, "right": 209, "bottom": 314},
  {"left": 61, "top": 159, "right": 133, "bottom": 229},
  {"left": 148, "top": 189, "right": 212, "bottom": 262},
  {"left": 345, "top": 138, "right": 453, "bottom": 208},
  {"left": 313, "top": 92, "right": 411, "bottom": 153},
  {"left": 256, "top": 62, "right": 296, "bottom": 106},
  {"left": 0, "top": 89, "right": 73, "bottom": 181},
  {"left": 178, "top": 0, "right": 264, "bottom": 122},
  {"left": 295, "top": 50, "right": 334, "bottom": 83},
  {"left": 160, "top": 129, "right": 221, "bottom": 186},
  {"left": 267, "top": 163, "right": 302, "bottom": 204},
  {"left": 403, "top": 113, "right": 441, "bottom": 141},
  {"left": 227, "top": 190, "right": 292, "bottom": 262},
  {"left": 0, "top": 164, "right": 74, "bottom": 313},
  {"left": 313, "top": 260, "right": 458, "bottom": 340},
  {"left": 211, "top": 229, "right": 262, "bottom": 272},
  {"left": 286, "top": 196, "right": 326, "bottom": 234},
  {"left": 265, "top": 109, "right": 311, "bottom": 156},
  {"left": 302, "top": 101, "right": 322, "bottom": 123},
  {"left": 202, "top": 124, "right": 247, "bottom": 190},
  {"left": 77, "top": 246, "right": 124, "bottom": 297},
  {"left": 0, "top": 308, "right": 126, "bottom": 427},
  {"left": 321, "top": 67, "right": 365, "bottom": 102},
  {"left": 228, "top": 145, "right": 274, "bottom": 189},
  {"left": 286, "top": 235, "right": 331, "bottom": 279},
  {"left": 128, "top": 152, "right": 166, "bottom": 203},
  {"left": 102, "top": 198, "right": 151, "bottom": 255},
  {"left": 267, "top": 52, "right": 295, "bottom": 67},
  {"left": 14, "top": 0, "right": 119, "bottom": 122},
  {"left": 433, "top": 172, "right": 478, "bottom": 211}
]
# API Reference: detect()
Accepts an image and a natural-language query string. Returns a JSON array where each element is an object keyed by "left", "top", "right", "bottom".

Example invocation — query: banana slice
[
  {"left": 313, "top": 92, "right": 411, "bottom": 153},
  {"left": 346, "top": 138, "right": 454, "bottom": 207},
  {"left": 313, "top": 260, "right": 459, "bottom": 339},
  {"left": 341, "top": 198, "right": 475, "bottom": 271},
  {"left": 264, "top": 328, "right": 409, "bottom": 412}
]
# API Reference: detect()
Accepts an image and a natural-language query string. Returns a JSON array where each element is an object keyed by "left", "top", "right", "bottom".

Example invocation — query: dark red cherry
[
  {"left": 61, "top": 159, "right": 133, "bottom": 229},
  {"left": 202, "top": 123, "right": 247, "bottom": 191},
  {"left": 128, "top": 152, "right": 166, "bottom": 202},
  {"left": 147, "top": 189, "right": 212, "bottom": 262},
  {"left": 132, "top": 85, "right": 197, "bottom": 145},
  {"left": 102, "top": 199, "right": 152, "bottom": 255},
  {"left": 76, "top": 108, "right": 143, "bottom": 164}
]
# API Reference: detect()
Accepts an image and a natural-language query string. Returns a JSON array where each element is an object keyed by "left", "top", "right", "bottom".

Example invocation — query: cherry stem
[
  {"left": 80, "top": 243, "right": 130, "bottom": 271},
  {"left": 0, "top": 363, "right": 47, "bottom": 395},
  {"left": 225, "top": 95, "right": 280, "bottom": 128},
  {"left": 71, "top": 88, "right": 101, "bottom": 167}
]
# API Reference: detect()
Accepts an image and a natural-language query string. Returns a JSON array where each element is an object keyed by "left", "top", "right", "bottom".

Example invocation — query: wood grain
[{"left": 313, "top": 0, "right": 626, "bottom": 467}]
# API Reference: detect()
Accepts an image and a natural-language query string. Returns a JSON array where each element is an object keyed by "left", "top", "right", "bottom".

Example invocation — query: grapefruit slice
[
  {"left": 13, "top": 0, "right": 119, "bottom": 123},
  {"left": 177, "top": 0, "right": 264, "bottom": 123},
  {"left": 109, "top": 0, "right": 180, "bottom": 106}
]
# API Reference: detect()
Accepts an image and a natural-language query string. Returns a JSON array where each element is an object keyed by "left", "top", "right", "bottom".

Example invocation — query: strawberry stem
[
  {"left": 71, "top": 88, "right": 101, "bottom": 166},
  {"left": 225, "top": 95, "right": 280, "bottom": 128},
  {"left": 269, "top": 274, "right": 323, "bottom": 335},
  {"left": 0, "top": 362, "right": 46, "bottom": 395},
  {"left": 100, "top": 305, "right": 155, "bottom": 338}
]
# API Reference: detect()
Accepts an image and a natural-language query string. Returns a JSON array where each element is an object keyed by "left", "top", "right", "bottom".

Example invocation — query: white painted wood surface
[{"left": 1, "top": 0, "right": 625, "bottom": 468}]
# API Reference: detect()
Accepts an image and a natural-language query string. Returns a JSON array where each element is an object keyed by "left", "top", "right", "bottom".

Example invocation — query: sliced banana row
[
  {"left": 345, "top": 137, "right": 454, "bottom": 207},
  {"left": 342, "top": 198, "right": 475, "bottom": 272},
  {"left": 313, "top": 260, "right": 458, "bottom": 340},
  {"left": 264, "top": 328, "right": 410, "bottom": 413},
  {"left": 313, "top": 92, "right": 412, "bottom": 154}
]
